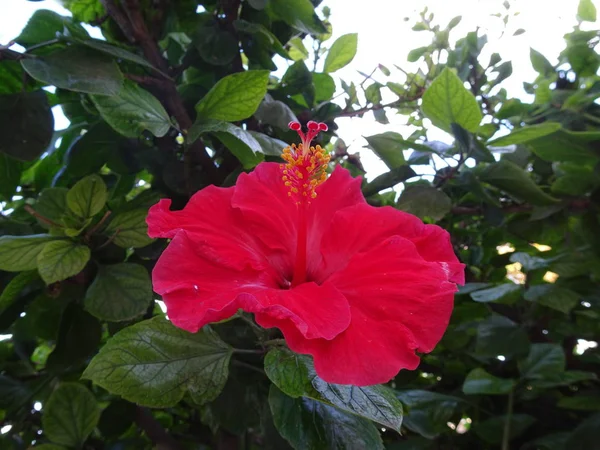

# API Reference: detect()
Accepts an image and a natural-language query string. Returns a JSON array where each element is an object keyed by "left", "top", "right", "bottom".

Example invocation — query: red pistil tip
[
  {"left": 288, "top": 121, "right": 301, "bottom": 131},
  {"left": 307, "top": 121, "right": 319, "bottom": 131},
  {"left": 318, "top": 123, "right": 328, "bottom": 131}
]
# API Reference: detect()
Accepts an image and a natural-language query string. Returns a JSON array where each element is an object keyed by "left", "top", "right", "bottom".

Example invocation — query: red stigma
[{"left": 288, "top": 121, "right": 328, "bottom": 152}]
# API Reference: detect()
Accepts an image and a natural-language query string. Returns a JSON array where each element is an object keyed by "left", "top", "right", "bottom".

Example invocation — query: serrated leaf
[
  {"left": 324, "top": 33, "right": 358, "bottom": 73},
  {"left": 37, "top": 240, "right": 90, "bottom": 284},
  {"left": 82, "top": 317, "right": 232, "bottom": 407},
  {"left": 518, "top": 343, "right": 565, "bottom": 379},
  {"left": 195, "top": 71, "right": 270, "bottom": 122},
  {"left": 189, "top": 119, "right": 263, "bottom": 169},
  {"left": 42, "top": 383, "right": 100, "bottom": 448},
  {"left": 269, "top": 386, "right": 384, "bottom": 450},
  {"left": 22, "top": 46, "right": 123, "bottom": 95},
  {"left": 66, "top": 174, "right": 107, "bottom": 218},
  {"left": 104, "top": 209, "right": 153, "bottom": 248},
  {"left": 397, "top": 185, "right": 452, "bottom": 221},
  {"left": 422, "top": 67, "right": 482, "bottom": 133},
  {"left": 479, "top": 160, "right": 559, "bottom": 206},
  {"left": 91, "top": 81, "right": 171, "bottom": 138},
  {"left": 463, "top": 368, "right": 515, "bottom": 395},
  {"left": 0, "top": 235, "right": 57, "bottom": 272},
  {"left": 0, "top": 90, "right": 54, "bottom": 161},
  {"left": 264, "top": 348, "right": 403, "bottom": 432},
  {"left": 84, "top": 263, "right": 152, "bottom": 322}
]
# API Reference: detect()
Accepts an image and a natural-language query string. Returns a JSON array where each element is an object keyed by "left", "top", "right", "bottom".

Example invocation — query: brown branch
[
  {"left": 103, "top": 0, "right": 220, "bottom": 187},
  {"left": 135, "top": 407, "right": 183, "bottom": 450},
  {"left": 220, "top": 0, "right": 244, "bottom": 73},
  {"left": 99, "top": 0, "right": 136, "bottom": 43},
  {"left": 124, "top": 73, "right": 166, "bottom": 87},
  {"left": 24, "top": 205, "right": 62, "bottom": 228}
]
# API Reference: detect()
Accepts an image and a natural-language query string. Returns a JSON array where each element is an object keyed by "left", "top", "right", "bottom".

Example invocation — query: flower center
[{"left": 281, "top": 121, "right": 330, "bottom": 287}]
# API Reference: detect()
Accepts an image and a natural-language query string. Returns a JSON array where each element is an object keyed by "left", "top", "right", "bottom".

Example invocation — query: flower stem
[
  {"left": 291, "top": 203, "right": 307, "bottom": 287},
  {"left": 233, "top": 348, "right": 264, "bottom": 355}
]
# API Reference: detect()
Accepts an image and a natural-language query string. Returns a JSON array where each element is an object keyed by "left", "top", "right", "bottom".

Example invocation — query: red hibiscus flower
[{"left": 147, "top": 121, "right": 464, "bottom": 386}]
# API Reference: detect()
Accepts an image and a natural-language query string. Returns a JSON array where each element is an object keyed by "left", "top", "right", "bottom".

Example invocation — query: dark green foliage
[{"left": 0, "top": 0, "right": 599, "bottom": 449}]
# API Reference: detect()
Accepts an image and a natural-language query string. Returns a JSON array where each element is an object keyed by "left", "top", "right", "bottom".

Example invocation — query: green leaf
[
  {"left": 269, "top": 386, "right": 384, "bottom": 450},
  {"left": 42, "top": 383, "right": 100, "bottom": 448},
  {"left": 324, "top": 33, "right": 358, "bottom": 73},
  {"left": 487, "top": 122, "right": 562, "bottom": 146},
  {"left": 65, "top": 0, "right": 105, "bottom": 22},
  {"left": 194, "top": 25, "right": 239, "bottom": 66},
  {"left": 91, "top": 81, "right": 171, "bottom": 138},
  {"left": 509, "top": 252, "right": 548, "bottom": 271},
  {"left": 264, "top": 348, "right": 404, "bottom": 432},
  {"left": 0, "top": 271, "right": 41, "bottom": 315},
  {"left": 363, "top": 166, "right": 416, "bottom": 197},
  {"left": 479, "top": 160, "right": 559, "bottom": 206},
  {"left": 234, "top": 20, "right": 290, "bottom": 60},
  {"left": 268, "top": 0, "right": 327, "bottom": 35},
  {"left": 524, "top": 284, "right": 580, "bottom": 314},
  {"left": 578, "top": 0, "right": 597, "bottom": 21},
  {"left": 34, "top": 188, "right": 68, "bottom": 225},
  {"left": 518, "top": 343, "right": 565, "bottom": 379},
  {"left": 474, "top": 414, "right": 536, "bottom": 445},
  {"left": 470, "top": 283, "right": 521, "bottom": 303},
  {"left": 16, "top": 9, "right": 84, "bottom": 47},
  {"left": 407, "top": 47, "right": 430, "bottom": 62},
  {"left": 82, "top": 317, "right": 233, "bottom": 407},
  {"left": 397, "top": 185, "right": 452, "bottom": 221},
  {"left": 0, "top": 153, "right": 22, "bottom": 200},
  {"left": 526, "top": 129, "right": 600, "bottom": 164},
  {"left": 189, "top": 119, "right": 263, "bottom": 169},
  {"left": 476, "top": 314, "right": 530, "bottom": 359},
  {"left": 76, "top": 39, "right": 164, "bottom": 76},
  {"left": 287, "top": 36, "right": 309, "bottom": 60},
  {"left": 565, "top": 413, "right": 600, "bottom": 450},
  {"left": 84, "top": 263, "right": 152, "bottom": 322},
  {"left": 313, "top": 72, "right": 336, "bottom": 102},
  {"left": 395, "top": 390, "right": 464, "bottom": 439},
  {"left": 558, "top": 394, "right": 600, "bottom": 411},
  {"left": 37, "top": 240, "right": 91, "bottom": 284},
  {"left": 530, "top": 371, "right": 597, "bottom": 388},
  {"left": 0, "top": 91, "right": 54, "bottom": 161},
  {"left": 0, "top": 235, "right": 57, "bottom": 272},
  {"left": 254, "top": 94, "right": 298, "bottom": 131},
  {"left": 104, "top": 209, "right": 154, "bottom": 248},
  {"left": 530, "top": 48, "right": 554, "bottom": 75},
  {"left": 248, "top": 131, "right": 287, "bottom": 156},
  {"left": 462, "top": 368, "right": 515, "bottom": 395},
  {"left": 195, "top": 71, "right": 270, "bottom": 122},
  {"left": 421, "top": 67, "right": 482, "bottom": 133},
  {"left": 364, "top": 132, "right": 408, "bottom": 168},
  {"left": 22, "top": 46, "right": 123, "bottom": 95},
  {"left": 67, "top": 174, "right": 107, "bottom": 218}
]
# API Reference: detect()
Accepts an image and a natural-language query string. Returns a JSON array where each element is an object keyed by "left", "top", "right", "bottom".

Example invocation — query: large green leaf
[
  {"left": 66, "top": 174, "right": 107, "bottom": 219},
  {"left": 479, "top": 160, "right": 559, "bottom": 205},
  {"left": 91, "top": 81, "right": 172, "bottom": 138},
  {"left": 518, "top": 343, "right": 565, "bottom": 379},
  {"left": 22, "top": 46, "right": 123, "bottom": 95},
  {"left": 42, "top": 383, "right": 100, "bottom": 448},
  {"left": 189, "top": 119, "right": 263, "bottom": 169},
  {"left": 104, "top": 209, "right": 154, "bottom": 248},
  {"left": 195, "top": 71, "right": 270, "bottom": 122},
  {"left": 16, "top": 9, "right": 86, "bottom": 47},
  {"left": 462, "top": 368, "right": 515, "bottom": 395},
  {"left": 395, "top": 390, "right": 464, "bottom": 439},
  {"left": 475, "top": 314, "right": 530, "bottom": 359},
  {"left": 474, "top": 414, "right": 536, "bottom": 445},
  {"left": 82, "top": 317, "right": 232, "bottom": 407},
  {"left": 363, "top": 166, "right": 417, "bottom": 197},
  {"left": 487, "top": 122, "right": 562, "bottom": 146},
  {"left": 194, "top": 25, "right": 239, "bottom": 66},
  {"left": 264, "top": 348, "right": 404, "bottom": 432},
  {"left": 397, "top": 185, "right": 452, "bottom": 220},
  {"left": 37, "top": 240, "right": 91, "bottom": 284},
  {"left": 525, "top": 129, "right": 600, "bottom": 163},
  {"left": 324, "top": 33, "right": 358, "bottom": 73},
  {"left": 0, "top": 91, "right": 54, "bottom": 161},
  {"left": 530, "top": 48, "right": 554, "bottom": 75},
  {"left": 470, "top": 283, "right": 522, "bottom": 303},
  {"left": 34, "top": 188, "right": 69, "bottom": 226},
  {"left": 268, "top": 0, "right": 327, "bottom": 35},
  {"left": 84, "top": 263, "right": 152, "bottom": 322},
  {"left": 0, "top": 271, "right": 41, "bottom": 315},
  {"left": 269, "top": 386, "right": 384, "bottom": 450},
  {"left": 524, "top": 284, "right": 580, "bottom": 314},
  {"left": 578, "top": 0, "right": 597, "bottom": 21},
  {"left": 421, "top": 67, "right": 482, "bottom": 133},
  {"left": 248, "top": 131, "right": 288, "bottom": 156},
  {"left": 0, "top": 235, "right": 57, "bottom": 272},
  {"left": 364, "top": 132, "right": 407, "bottom": 168}
]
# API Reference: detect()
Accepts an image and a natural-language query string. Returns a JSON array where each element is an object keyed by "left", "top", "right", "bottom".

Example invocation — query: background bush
[{"left": 0, "top": 0, "right": 599, "bottom": 449}]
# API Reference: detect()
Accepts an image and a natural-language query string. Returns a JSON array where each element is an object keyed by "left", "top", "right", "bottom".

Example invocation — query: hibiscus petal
[
  {"left": 280, "top": 236, "right": 457, "bottom": 386},
  {"left": 319, "top": 203, "right": 464, "bottom": 284},
  {"left": 254, "top": 281, "right": 351, "bottom": 340},
  {"left": 146, "top": 187, "right": 269, "bottom": 271},
  {"left": 154, "top": 232, "right": 350, "bottom": 339}
]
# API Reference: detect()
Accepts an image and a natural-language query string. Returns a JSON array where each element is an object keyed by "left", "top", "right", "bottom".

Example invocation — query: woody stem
[{"left": 291, "top": 203, "right": 308, "bottom": 287}]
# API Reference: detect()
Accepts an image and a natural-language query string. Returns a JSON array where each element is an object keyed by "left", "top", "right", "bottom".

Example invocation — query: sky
[{"left": 0, "top": 0, "right": 591, "bottom": 178}]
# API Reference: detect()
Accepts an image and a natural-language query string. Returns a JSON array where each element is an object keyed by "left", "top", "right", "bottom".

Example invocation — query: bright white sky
[{"left": 0, "top": 0, "right": 590, "bottom": 178}]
